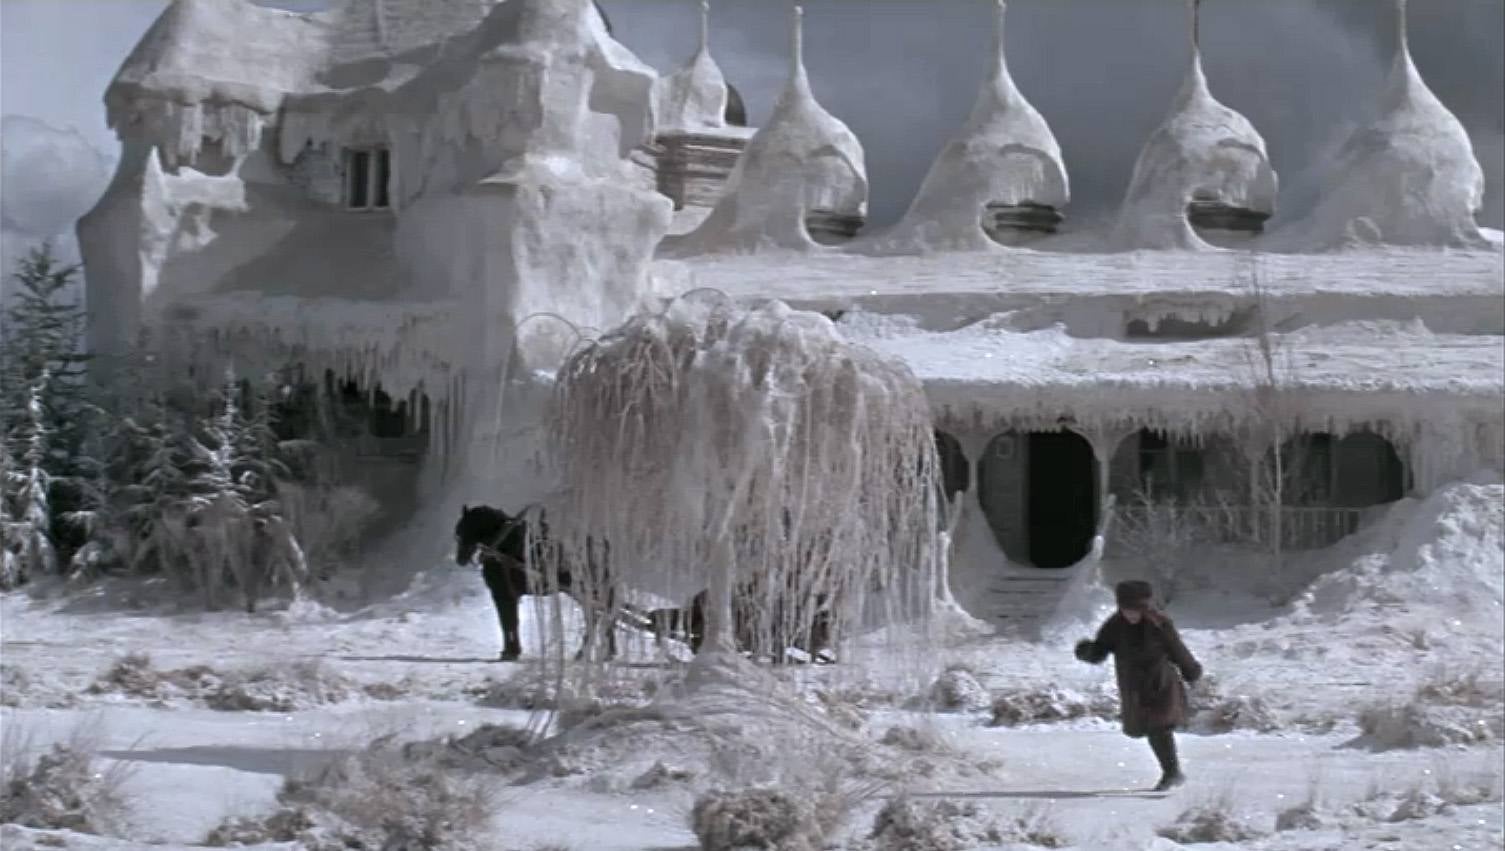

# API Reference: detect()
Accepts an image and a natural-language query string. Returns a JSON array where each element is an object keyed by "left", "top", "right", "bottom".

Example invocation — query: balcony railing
[{"left": 1109, "top": 502, "right": 1370, "bottom": 554}]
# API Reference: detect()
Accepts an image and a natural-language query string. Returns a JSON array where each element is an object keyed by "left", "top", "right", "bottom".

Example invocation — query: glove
[{"left": 1073, "top": 639, "right": 1096, "bottom": 662}]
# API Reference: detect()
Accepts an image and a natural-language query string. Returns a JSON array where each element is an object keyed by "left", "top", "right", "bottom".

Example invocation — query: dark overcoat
[{"left": 1075, "top": 610, "right": 1203, "bottom": 738}]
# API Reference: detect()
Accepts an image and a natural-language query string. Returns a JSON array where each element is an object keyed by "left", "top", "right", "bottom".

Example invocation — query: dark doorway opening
[{"left": 1027, "top": 431, "right": 1098, "bottom": 568}]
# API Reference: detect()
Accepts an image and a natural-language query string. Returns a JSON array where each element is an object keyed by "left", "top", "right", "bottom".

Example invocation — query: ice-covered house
[{"left": 79, "top": 0, "right": 1503, "bottom": 628}]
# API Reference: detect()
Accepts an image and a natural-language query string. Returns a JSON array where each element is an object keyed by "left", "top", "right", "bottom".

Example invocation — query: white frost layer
[
  {"left": 665, "top": 6, "right": 867, "bottom": 255},
  {"left": 1111, "top": 47, "right": 1277, "bottom": 251},
  {"left": 652, "top": 1, "right": 728, "bottom": 133},
  {"left": 675, "top": 246, "right": 1504, "bottom": 303},
  {"left": 838, "top": 316, "right": 1503, "bottom": 488},
  {"left": 865, "top": 0, "right": 1067, "bottom": 255},
  {"left": 1267, "top": 3, "right": 1490, "bottom": 251}
]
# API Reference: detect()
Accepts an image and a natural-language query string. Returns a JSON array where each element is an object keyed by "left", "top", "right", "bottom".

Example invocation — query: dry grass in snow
[
  {"left": 1354, "top": 669, "right": 1505, "bottom": 750},
  {"left": 987, "top": 684, "right": 1116, "bottom": 727},
  {"left": 87, "top": 652, "right": 397, "bottom": 712},
  {"left": 1157, "top": 788, "right": 1269, "bottom": 844},
  {"left": 0, "top": 719, "right": 135, "bottom": 836},
  {"left": 205, "top": 729, "right": 501, "bottom": 850}
]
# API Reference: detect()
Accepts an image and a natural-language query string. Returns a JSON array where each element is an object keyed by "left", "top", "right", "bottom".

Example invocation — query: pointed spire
[
  {"left": 698, "top": 0, "right": 711, "bottom": 55},
  {"left": 1392, "top": 0, "right": 1414, "bottom": 77},
  {"left": 785, "top": 4, "right": 812, "bottom": 100},
  {"left": 791, "top": 5, "right": 805, "bottom": 77},
  {"left": 1179, "top": 0, "right": 1209, "bottom": 102},
  {"left": 991, "top": 0, "right": 1008, "bottom": 82},
  {"left": 1385, "top": 0, "right": 1421, "bottom": 103},
  {"left": 1395, "top": 0, "right": 1409, "bottom": 58}
]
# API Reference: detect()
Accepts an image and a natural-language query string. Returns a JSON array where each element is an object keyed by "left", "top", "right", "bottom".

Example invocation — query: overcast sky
[{"left": 1, "top": 0, "right": 1501, "bottom": 240}]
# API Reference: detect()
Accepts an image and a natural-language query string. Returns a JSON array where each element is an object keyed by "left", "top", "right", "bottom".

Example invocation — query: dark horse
[{"left": 453, "top": 504, "right": 619, "bottom": 662}]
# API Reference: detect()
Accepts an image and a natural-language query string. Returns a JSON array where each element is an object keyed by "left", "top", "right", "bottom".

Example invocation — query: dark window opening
[
  {"left": 1123, "top": 308, "right": 1251, "bottom": 341},
  {"left": 1131, "top": 430, "right": 1206, "bottom": 503},
  {"left": 344, "top": 148, "right": 391, "bottom": 211},
  {"left": 1280, "top": 431, "right": 1405, "bottom": 509}
]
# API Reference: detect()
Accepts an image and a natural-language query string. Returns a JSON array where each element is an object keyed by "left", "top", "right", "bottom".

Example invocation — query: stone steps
[{"left": 984, "top": 569, "right": 1077, "bottom": 638}]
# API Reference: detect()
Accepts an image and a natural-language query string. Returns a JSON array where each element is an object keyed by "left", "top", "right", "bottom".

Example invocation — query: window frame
[{"left": 342, "top": 146, "right": 392, "bottom": 212}]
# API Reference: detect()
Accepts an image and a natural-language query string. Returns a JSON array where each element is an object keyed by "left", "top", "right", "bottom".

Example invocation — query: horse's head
[{"left": 454, "top": 504, "right": 511, "bottom": 566}]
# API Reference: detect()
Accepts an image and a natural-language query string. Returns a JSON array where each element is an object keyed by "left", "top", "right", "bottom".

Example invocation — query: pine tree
[
  {"left": 116, "top": 394, "right": 195, "bottom": 575},
  {"left": 1, "top": 379, "right": 59, "bottom": 584},
  {"left": 0, "top": 430, "right": 21, "bottom": 588},
  {"left": 0, "top": 244, "right": 105, "bottom": 572}
]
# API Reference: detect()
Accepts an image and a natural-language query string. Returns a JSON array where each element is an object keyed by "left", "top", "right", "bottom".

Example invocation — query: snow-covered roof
[
  {"left": 1111, "top": 4, "right": 1277, "bottom": 251},
  {"left": 840, "top": 315, "right": 1502, "bottom": 440},
  {"left": 652, "top": 1, "right": 728, "bottom": 133},
  {"left": 673, "top": 246, "right": 1504, "bottom": 308},
  {"left": 105, "top": 0, "right": 633, "bottom": 168},
  {"left": 865, "top": 1, "right": 1068, "bottom": 255},
  {"left": 664, "top": 6, "right": 868, "bottom": 255},
  {"left": 1268, "top": 0, "right": 1490, "bottom": 251}
]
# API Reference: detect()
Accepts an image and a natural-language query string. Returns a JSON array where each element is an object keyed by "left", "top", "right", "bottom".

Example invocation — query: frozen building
[{"left": 80, "top": 0, "right": 1503, "bottom": 627}]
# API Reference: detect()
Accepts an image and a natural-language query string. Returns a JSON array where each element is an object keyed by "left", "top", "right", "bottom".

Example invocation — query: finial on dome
[
  {"left": 792, "top": 5, "right": 805, "bottom": 73},
  {"left": 699, "top": 0, "right": 711, "bottom": 53},
  {"left": 1394, "top": 0, "right": 1410, "bottom": 60},
  {"left": 993, "top": 0, "right": 1007, "bottom": 71}
]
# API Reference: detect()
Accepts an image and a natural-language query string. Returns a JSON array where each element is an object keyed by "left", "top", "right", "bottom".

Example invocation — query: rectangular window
[{"left": 343, "top": 147, "right": 391, "bottom": 210}]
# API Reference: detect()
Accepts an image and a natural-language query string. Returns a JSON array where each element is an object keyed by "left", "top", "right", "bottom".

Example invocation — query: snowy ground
[{"left": 2, "top": 481, "right": 1502, "bottom": 850}]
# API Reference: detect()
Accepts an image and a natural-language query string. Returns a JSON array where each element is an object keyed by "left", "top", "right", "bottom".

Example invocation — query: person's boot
[
  {"left": 1149, "top": 731, "right": 1186, "bottom": 791},
  {"left": 1153, "top": 771, "right": 1187, "bottom": 792}
]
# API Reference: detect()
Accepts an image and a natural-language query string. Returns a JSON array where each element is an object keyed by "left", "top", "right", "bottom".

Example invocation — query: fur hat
[{"left": 1115, "top": 580, "right": 1154, "bottom": 609}]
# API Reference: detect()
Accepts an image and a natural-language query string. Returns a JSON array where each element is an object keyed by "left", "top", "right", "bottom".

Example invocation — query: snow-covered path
[{"left": 2, "top": 481, "right": 1501, "bottom": 849}]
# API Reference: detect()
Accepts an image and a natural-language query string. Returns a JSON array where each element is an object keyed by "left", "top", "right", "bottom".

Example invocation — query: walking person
[{"left": 1074, "top": 580, "right": 1204, "bottom": 791}]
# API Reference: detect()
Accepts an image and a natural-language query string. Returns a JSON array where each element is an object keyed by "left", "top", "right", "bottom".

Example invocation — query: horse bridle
[{"left": 473, "top": 504, "right": 549, "bottom": 583}]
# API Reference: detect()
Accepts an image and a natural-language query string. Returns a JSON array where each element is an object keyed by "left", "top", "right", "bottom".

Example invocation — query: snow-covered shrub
[
  {"left": 1415, "top": 667, "right": 1505, "bottom": 708},
  {"left": 861, "top": 796, "right": 1004, "bottom": 851},
  {"left": 1274, "top": 802, "right": 1331, "bottom": 832},
  {"left": 1157, "top": 791, "right": 1268, "bottom": 844},
  {"left": 394, "top": 723, "right": 533, "bottom": 774},
  {"left": 1186, "top": 676, "right": 1280, "bottom": 733},
  {"left": 988, "top": 684, "right": 1116, "bottom": 727},
  {"left": 203, "top": 660, "right": 355, "bottom": 712},
  {"left": 0, "top": 665, "right": 28, "bottom": 707},
  {"left": 1274, "top": 767, "right": 1332, "bottom": 832},
  {"left": 472, "top": 674, "right": 557, "bottom": 710},
  {"left": 690, "top": 787, "right": 823, "bottom": 851},
  {"left": 0, "top": 724, "right": 133, "bottom": 835},
  {"left": 206, "top": 734, "right": 498, "bottom": 850},
  {"left": 86, "top": 654, "right": 373, "bottom": 711},
  {"left": 631, "top": 760, "right": 695, "bottom": 790},
  {"left": 927, "top": 665, "right": 989, "bottom": 712},
  {"left": 1354, "top": 699, "right": 1502, "bottom": 750},
  {"left": 879, "top": 725, "right": 949, "bottom": 753}
]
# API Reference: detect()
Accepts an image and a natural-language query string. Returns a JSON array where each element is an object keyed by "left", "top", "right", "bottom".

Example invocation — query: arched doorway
[
  {"left": 977, "top": 430, "right": 1099, "bottom": 568},
  {"left": 1276, "top": 429, "right": 1406, "bottom": 548},
  {"left": 1281, "top": 431, "right": 1405, "bottom": 508}
]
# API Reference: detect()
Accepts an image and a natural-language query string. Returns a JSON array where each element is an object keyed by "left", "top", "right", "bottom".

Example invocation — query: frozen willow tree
[{"left": 541, "top": 291, "right": 946, "bottom": 689}]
